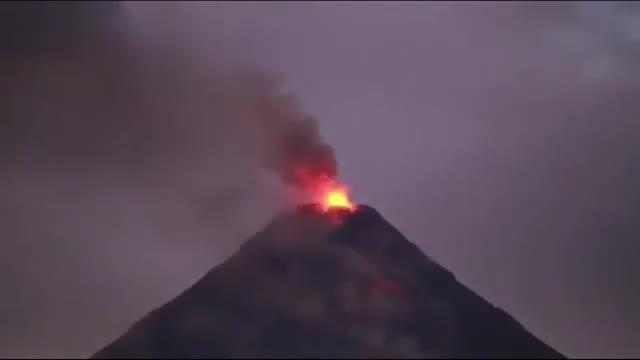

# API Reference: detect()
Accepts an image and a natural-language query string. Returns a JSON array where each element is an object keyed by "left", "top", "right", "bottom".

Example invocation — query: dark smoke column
[
  {"left": 220, "top": 67, "right": 341, "bottom": 202},
  {"left": 92, "top": 204, "right": 566, "bottom": 359},
  {"left": 0, "top": 1, "right": 122, "bottom": 54}
]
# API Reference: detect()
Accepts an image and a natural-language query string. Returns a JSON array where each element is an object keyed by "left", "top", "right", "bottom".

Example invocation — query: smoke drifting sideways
[
  {"left": 1, "top": 1, "right": 339, "bottom": 197},
  {"left": 0, "top": 2, "right": 337, "bottom": 357}
]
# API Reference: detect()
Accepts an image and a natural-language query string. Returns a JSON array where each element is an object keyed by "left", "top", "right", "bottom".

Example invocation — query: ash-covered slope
[{"left": 92, "top": 204, "right": 566, "bottom": 359}]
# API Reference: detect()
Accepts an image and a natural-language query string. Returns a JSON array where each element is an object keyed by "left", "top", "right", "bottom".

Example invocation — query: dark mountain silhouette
[{"left": 92, "top": 204, "right": 566, "bottom": 359}]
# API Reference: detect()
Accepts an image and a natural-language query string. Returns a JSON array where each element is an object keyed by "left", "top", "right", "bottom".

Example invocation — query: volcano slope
[{"left": 92, "top": 204, "right": 566, "bottom": 359}]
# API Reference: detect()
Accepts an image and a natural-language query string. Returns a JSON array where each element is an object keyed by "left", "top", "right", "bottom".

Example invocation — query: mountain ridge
[{"left": 92, "top": 204, "right": 566, "bottom": 359}]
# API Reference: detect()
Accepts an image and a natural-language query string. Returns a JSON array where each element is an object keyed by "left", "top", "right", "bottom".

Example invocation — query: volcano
[{"left": 92, "top": 204, "right": 565, "bottom": 359}]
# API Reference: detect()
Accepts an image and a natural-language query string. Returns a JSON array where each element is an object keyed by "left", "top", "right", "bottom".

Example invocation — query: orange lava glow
[
  {"left": 310, "top": 178, "right": 355, "bottom": 212},
  {"left": 323, "top": 186, "right": 355, "bottom": 211}
]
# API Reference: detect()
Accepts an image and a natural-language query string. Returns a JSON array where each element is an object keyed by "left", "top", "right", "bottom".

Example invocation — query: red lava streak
[{"left": 369, "top": 280, "right": 405, "bottom": 298}]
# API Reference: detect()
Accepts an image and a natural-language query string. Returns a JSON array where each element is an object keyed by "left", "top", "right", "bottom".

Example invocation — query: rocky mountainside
[{"left": 92, "top": 204, "right": 566, "bottom": 359}]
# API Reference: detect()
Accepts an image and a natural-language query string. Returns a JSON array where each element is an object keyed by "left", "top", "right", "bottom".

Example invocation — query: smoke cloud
[
  {"left": 1, "top": 1, "right": 337, "bottom": 197},
  {"left": 215, "top": 66, "right": 339, "bottom": 196},
  {"left": 0, "top": 1, "right": 337, "bottom": 357}
]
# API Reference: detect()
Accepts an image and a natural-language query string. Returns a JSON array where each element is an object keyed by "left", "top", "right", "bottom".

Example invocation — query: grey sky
[{"left": 1, "top": 2, "right": 639, "bottom": 358}]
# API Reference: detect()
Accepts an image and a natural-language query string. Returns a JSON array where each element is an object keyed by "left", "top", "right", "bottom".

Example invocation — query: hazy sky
[{"left": 1, "top": 1, "right": 639, "bottom": 358}]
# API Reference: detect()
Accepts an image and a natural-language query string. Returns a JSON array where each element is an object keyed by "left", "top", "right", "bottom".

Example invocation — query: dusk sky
[{"left": 1, "top": 2, "right": 639, "bottom": 358}]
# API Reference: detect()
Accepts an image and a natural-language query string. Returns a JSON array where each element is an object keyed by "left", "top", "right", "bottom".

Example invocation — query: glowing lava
[
  {"left": 327, "top": 191, "right": 351, "bottom": 208},
  {"left": 293, "top": 166, "right": 356, "bottom": 213},
  {"left": 320, "top": 182, "right": 355, "bottom": 212}
]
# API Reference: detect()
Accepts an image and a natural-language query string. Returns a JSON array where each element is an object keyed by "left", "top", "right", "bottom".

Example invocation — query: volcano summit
[{"left": 92, "top": 204, "right": 565, "bottom": 359}]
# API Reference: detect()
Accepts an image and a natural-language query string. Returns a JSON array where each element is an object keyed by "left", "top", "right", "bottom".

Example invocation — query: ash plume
[
  {"left": 0, "top": 1, "right": 338, "bottom": 357},
  {"left": 212, "top": 66, "right": 339, "bottom": 196},
  {"left": 0, "top": 1, "right": 338, "bottom": 195}
]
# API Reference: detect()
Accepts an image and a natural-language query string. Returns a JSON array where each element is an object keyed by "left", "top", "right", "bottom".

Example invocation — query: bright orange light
[
  {"left": 327, "top": 191, "right": 350, "bottom": 208},
  {"left": 320, "top": 183, "right": 355, "bottom": 212}
]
